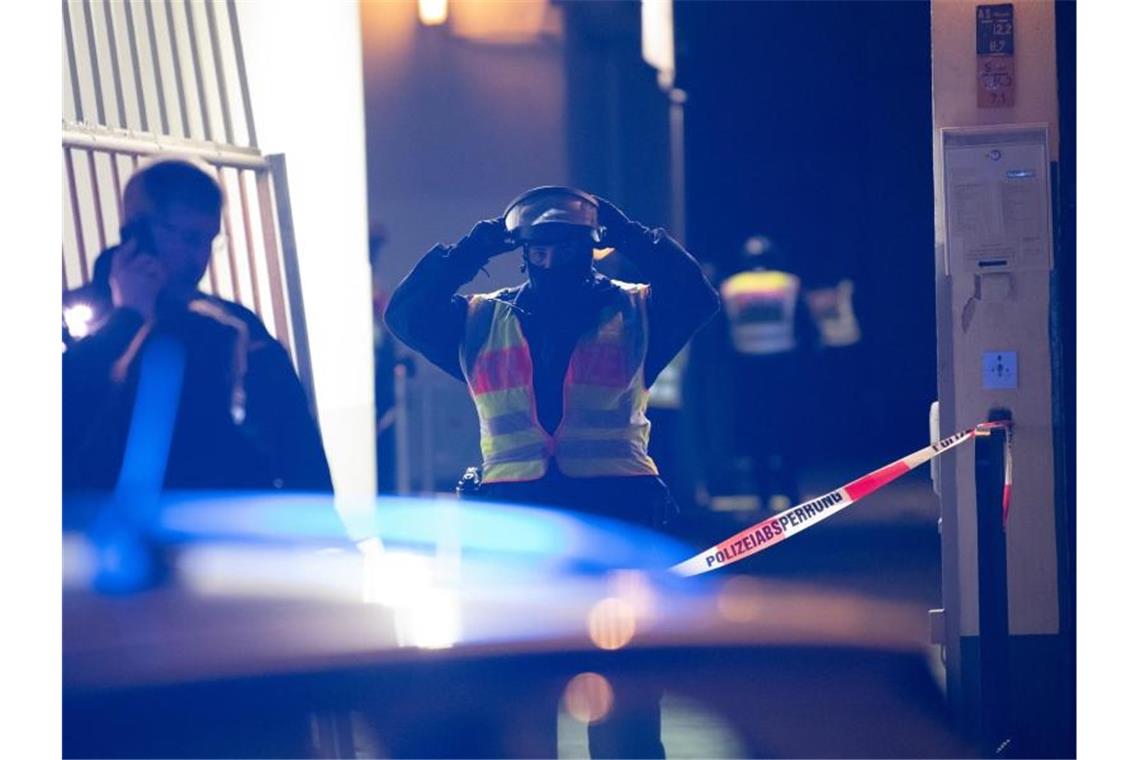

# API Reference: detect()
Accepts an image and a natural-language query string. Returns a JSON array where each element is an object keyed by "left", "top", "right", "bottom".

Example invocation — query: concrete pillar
[{"left": 930, "top": 1, "right": 1073, "bottom": 755}]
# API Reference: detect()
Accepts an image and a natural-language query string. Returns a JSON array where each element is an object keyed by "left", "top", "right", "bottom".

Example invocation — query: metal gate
[{"left": 62, "top": 0, "right": 314, "bottom": 402}]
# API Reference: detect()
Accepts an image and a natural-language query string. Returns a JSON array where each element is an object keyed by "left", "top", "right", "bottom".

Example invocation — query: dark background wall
[
  {"left": 560, "top": 0, "right": 936, "bottom": 463},
  {"left": 360, "top": 0, "right": 570, "bottom": 299},
  {"left": 562, "top": 1, "right": 673, "bottom": 229},
  {"left": 676, "top": 0, "right": 936, "bottom": 460}
]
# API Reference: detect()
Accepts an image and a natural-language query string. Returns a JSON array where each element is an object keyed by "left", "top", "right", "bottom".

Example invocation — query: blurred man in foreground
[{"left": 63, "top": 158, "right": 332, "bottom": 493}]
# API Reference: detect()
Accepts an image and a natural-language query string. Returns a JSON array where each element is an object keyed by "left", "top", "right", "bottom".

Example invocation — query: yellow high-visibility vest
[
  {"left": 720, "top": 270, "right": 800, "bottom": 355},
  {"left": 460, "top": 281, "right": 659, "bottom": 483}
]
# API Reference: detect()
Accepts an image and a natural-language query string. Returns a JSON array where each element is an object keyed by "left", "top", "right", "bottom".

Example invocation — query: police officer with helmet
[
  {"left": 386, "top": 187, "right": 718, "bottom": 756},
  {"left": 386, "top": 187, "right": 718, "bottom": 525}
]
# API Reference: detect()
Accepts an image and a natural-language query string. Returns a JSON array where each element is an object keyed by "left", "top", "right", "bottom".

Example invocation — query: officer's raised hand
[
  {"left": 593, "top": 196, "right": 643, "bottom": 248},
  {"left": 455, "top": 216, "right": 517, "bottom": 259}
]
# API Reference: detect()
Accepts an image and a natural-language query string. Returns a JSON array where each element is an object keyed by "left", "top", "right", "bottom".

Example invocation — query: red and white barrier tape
[{"left": 672, "top": 421, "right": 1012, "bottom": 577}]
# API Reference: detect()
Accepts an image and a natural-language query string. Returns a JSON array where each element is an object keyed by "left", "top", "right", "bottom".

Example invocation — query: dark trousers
[
  {"left": 473, "top": 465, "right": 669, "bottom": 759},
  {"left": 476, "top": 467, "right": 678, "bottom": 532},
  {"left": 735, "top": 353, "right": 802, "bottom": 507}
]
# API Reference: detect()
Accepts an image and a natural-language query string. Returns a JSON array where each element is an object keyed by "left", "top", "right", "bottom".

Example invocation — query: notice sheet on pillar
[{"left": 941, "top": 125, "right": 1053, "bottom": 276}]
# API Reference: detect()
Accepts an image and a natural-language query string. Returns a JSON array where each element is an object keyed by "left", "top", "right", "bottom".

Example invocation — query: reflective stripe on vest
[
  {"left": 720, "top": 270, "right": 799, "bottom": 355},
  {"left": 460, "top": 282, "right": 659, "bottom": 483}
]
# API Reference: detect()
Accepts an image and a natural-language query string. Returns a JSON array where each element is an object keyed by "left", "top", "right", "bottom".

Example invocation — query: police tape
[{"left": 671, "top": 421, "right": 1012, "bottom": 577}]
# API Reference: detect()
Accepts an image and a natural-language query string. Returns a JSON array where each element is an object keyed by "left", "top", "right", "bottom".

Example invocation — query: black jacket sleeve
[
  {"left": 384, "top": 242, "right": 494, "bottom": 381},
  {"left": 64, "top": 297, "right": 335, "bottom": 494},
  {"left": 243, "top": 338, "right": 334, "bottom": 492},
  {"left": 210, "top": 300, "right": 334, "bottom": 492},
  {"left": 617, "top": 227, "right": 720, "bottom": 384}
]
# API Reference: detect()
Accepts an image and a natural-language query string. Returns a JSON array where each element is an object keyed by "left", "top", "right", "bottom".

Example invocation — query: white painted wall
[{"left": 236, "top": 1, "right": 376, "bottom": 500}]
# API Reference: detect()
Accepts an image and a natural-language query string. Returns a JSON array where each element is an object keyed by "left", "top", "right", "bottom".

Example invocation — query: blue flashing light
[
  {"left": 76, "top": 491, "right": 696, "bottom": 571},
  {"left": 115, "top": 336, "right": 186, "bottom": 511}
]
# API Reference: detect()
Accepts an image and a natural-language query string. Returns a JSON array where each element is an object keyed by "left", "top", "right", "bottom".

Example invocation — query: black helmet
[{"left": 503, "top": 186, "right": 604, "bottom": 245}]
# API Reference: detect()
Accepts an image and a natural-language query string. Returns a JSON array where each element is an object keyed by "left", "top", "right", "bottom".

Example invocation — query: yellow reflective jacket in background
[{"left": 720, "top": 270, "right": 800, "bottom": 355}]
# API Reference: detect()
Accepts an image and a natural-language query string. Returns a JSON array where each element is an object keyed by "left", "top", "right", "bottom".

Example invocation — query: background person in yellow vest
[
  {"left": 386, "top": 186, "right": 718, "bottom": 758},
  {"left": 719, "top": 234, "right": 820, "bottom": 514}
]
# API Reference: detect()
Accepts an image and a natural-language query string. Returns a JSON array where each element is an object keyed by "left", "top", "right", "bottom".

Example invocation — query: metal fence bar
[
  {"left": 256, "top": 167, "right": 294, "bottom": 355},
  {"left": 226, "top": 0, "right": 257, "bottom": 148},
  {"left": 101, "top": 0, "right": 128, "bottom": 128},
  {"left": 206, "top": 256, "right": 219, "bottom": 294},
  {"left": 63, "top": 2, "right": 85, "bottom": 122},
  {"left": 164, "top": 0, "right": 192, "bottom": 138},
  {"left": 237, "top": 171, "right": 264, "bottom": 319},
  {"left": 122, "top": 0, "right": 150, "bottom": 132},
  {"left": 266, "top": 155, "right": 314, "bottom": 410},
  {"left": 63, "top": 123, "right": 269, "bottom": 169},
  {"left": 212, "top": 165, "right": 243, "bottom": 303},
  {"left": 81, "top": 0, "right": 107, "bottom": 125},
  {"left": 143, "top": 0, "right": 170, "bottom": 134},
  {"left": 64, "top": 148, "right": 91, "bottom": 284},
  {"left": 63, "top": 0, "right": 296, "bottom": 351},
  {"left": 233, "top": 169, "right": 264, "bottom": 319},
  {"left": 109, "top": 153, "right": 124, "bottom": 222},
  {"left": 85, "top": 149, "right": 108, "bottom": 252},
  {"left": 204, "top": 0, "right": 234, "bottom": 144},
  {"left": 181, "top": 0, "right": 215, "bottom": 142}
]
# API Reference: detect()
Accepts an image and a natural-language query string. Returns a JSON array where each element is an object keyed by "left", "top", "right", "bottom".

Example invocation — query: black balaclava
[{"left": 521, "top": 236, "right": 596, "bottom": 308}]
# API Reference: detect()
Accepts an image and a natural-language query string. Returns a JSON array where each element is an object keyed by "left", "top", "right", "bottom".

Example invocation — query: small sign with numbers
[{"left": 977, "top": 4, "right": 1014, "bottom": 108}]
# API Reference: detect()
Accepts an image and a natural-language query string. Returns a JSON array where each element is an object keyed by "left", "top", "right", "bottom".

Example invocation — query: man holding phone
[{"left": 63, "top": 158, "right": 332, "bottom": 493}]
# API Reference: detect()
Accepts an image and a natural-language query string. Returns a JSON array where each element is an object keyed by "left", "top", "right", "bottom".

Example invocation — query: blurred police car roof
[
  {"left": 63, "top": 492, "right": 965, "bottom": 759},
  {"left": 64, "top": 493, "right": 928, "bottom": 687}
]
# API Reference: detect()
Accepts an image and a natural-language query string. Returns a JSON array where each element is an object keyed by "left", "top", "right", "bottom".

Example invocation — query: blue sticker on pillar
[{"left": 982, "top": 351, "right": 1018, "bottom": 390}]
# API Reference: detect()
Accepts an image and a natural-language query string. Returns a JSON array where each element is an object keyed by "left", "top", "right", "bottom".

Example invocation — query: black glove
[
  {"left": 594, "top": 196, "right": 646, "bottom": 248},
  {"left": 454, "top": 216, "right": 517, "bottom": 260}
]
